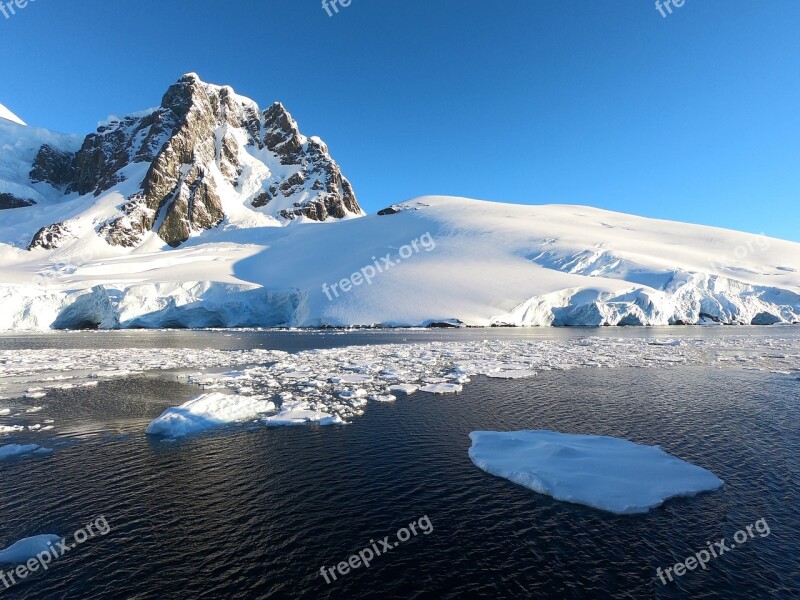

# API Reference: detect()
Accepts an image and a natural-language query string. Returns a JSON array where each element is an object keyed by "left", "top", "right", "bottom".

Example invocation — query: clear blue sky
[{"left": 1, "top": 0, "right": 798, "bottom": 241}]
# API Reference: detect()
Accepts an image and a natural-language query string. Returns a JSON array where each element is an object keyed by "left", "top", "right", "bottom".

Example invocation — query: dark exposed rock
[
  {"left": 0, "top": 193, "right": 35, "bottom": 210},
  {"left": 251, "top": 191, "right": 272, "bottom": 208},
  {"left": 377, "top": 202, "right": 428, "bottom": 216},
  {"left": 30, "top": 144, "right": 76, "bottom": 188},
  {"left": 28, "top": 73, "right": 363, "bottom": 250},
  {"left": 28, "top": 222, "right": 72, "bottom": 250},
  {"left": 157, "top": 167, "right": 224, "bottom": 247},
  {"left": 427, "top": 319, "right": 465, "bottom": 328}
]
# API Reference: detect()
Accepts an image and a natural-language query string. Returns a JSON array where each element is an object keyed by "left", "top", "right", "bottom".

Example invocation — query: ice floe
[
  {"left": 0, "top": 535, "right": 62, "bottom": 564},
  {"left": 419, "top": 383, "right": 463, "bottom": 394},
  {"left": 0, "top": 444, "right": 51, "bottom": 459},
  {"left": 145, "top": 393, "right": 276, "bottom": 438},
  {"left": 468, "top": 430, "right": 724, "bottom": 514}
]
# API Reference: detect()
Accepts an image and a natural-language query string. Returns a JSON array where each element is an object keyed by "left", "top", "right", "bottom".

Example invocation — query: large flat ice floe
[
  {"left": 0, "top": 534, "right": 62, "bottom": 564},
  {"left": 145, "top": 392, "right": 276, "bottom": 438},
  {"left": 468, "top": 430, "right": 724, "bottom": 514}
]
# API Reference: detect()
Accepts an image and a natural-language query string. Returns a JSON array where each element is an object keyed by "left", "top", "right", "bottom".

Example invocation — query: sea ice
[
  {"left": 145, "top": 393, "right": 277, "bottom": 438},
  {"left": 263, "top": 401, "right": 345, "bottom": 426},
  {"left": 419, "top": 383, "right": 463, "bottom": 394},
  {"left": 468, "top": 430, "right": 723, "bottom": 514},
  {"left": 0, "top": 425, "right": 25, "bottom": 434},
  {"left": 388, "top": 384, "right": 419, "bottom": 396},
  {"left": 0, "top": 535, "right": 62, "bottom": 564},
  {"left": 0, "top": 444, "right": 46, "bottom": 459}
]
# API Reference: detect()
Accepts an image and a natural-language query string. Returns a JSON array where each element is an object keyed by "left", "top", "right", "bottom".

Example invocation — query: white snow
[
  {"left": 0, "top": 103, "right": 25, "bottom": 126},
  {"left": 468, "top": 430, "right": 724, "bottom": 514},
  {"left": 145, "top": 392, "right": 276, "bottom": 438},
  {"left": 0, "top": 193, "right": 798, "bottom": 330},
  {"left": 0, "top": 534, "right": 62, "bottom": 564}
]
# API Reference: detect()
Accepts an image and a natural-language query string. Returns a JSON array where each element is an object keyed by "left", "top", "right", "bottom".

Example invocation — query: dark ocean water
[{"left": 0, "top": 330, "right": 799, "bottom": 599}]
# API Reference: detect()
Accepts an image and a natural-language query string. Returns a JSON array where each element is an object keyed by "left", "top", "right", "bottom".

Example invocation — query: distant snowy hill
[
  {"left": 0, "top": 77, "right": 799, "bottom": 330},
  {"left": 0, "top": 103, "right": 25, "bottom": 126},
  {"left": 1, "top": 195, "right": 799, "bottom": 330}
]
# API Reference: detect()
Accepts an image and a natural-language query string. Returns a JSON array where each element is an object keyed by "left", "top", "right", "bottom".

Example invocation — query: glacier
[{"left": 0, "top": 196, "right": 798, "bottom": 330}]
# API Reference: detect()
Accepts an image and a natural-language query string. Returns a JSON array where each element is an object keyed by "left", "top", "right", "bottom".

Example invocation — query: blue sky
[{"left": 1, "top": 0, "right": 798, "bottom": 241}]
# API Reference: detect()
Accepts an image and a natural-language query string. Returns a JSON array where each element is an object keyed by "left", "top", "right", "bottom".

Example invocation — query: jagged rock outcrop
[
  {"left": 260, "top": 102, "right": 360, "bottom": 221},
  {"left": 30, "top": 144, "right": 76, "bottom": 188},
  {"left": 28, "top": 222, "right": 72, "bottom": 250},
  {"left": 25, "top": 73, "right": 363, "bottom": 249},
  {"left": 0, "top": 193, "right": 35, "bottom": 210}
]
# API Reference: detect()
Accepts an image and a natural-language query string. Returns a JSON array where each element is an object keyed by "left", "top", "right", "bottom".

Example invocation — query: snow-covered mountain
[
  {"left": 1, "top": 77, "right": 799, "bottom": 331},
  {"left": 0, "top": 103, "right": 26, "bottom": 126},
  {"left": 2, "top": 74, "right": 363, "bottom": 251}
]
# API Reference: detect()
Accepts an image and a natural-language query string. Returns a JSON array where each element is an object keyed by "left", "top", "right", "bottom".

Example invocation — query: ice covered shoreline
[{"left": 1, "top": 197, "right": 799, "bottom": 332}]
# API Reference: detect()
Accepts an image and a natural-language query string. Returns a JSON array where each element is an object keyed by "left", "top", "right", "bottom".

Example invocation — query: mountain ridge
[{"left": 1, "top": 73, "right": 363, "bottom": 251}]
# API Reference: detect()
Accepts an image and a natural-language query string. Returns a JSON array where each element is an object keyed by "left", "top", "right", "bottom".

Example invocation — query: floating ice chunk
[
  {"left": 26, "top": 406, "right": 44, "bottom": 413},
  {"left": 0, "top": 535, "right": 62, "bottom": 564},
  {"left": 468, "top": 430, "right": 723, "bottom": 515},
  {"left": 0, "top": 409, "right": 10, "bottom": 416},
  {"left": 0, "top": 444, "right": 47, "bottom": 459},
  {"left": 338, "top": 389, "right": 368, "bottom": 399},
  {"left": 388, "top": 384, "right": 419, "bottom": 396},
  {"left": 486, "top": 369, "right": 537, "bottom": 379},
  {"left": 0, "top": 425, "right": 25, "bottom": 434},
  {"left": 145, "top": 393, "right": 277, "bottom": 438},
  {"left": 332, "top": 374, "right": 374, "bottom": 384},
  {"left": 419, "top": 383, "right": 463, "bottom": 394},
  {"left": 370, "top": 394, "right": 397, "bottom": 403},
  {"left": 263, "top": 402, "right": 345, "bottom": 426}
]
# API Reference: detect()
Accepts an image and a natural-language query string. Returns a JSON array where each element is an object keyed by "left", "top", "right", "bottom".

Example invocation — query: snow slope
[
  {"left": 0, "top": 118, "right": 82, "bottom": 216},
  {"left": 1, "top": 196, "right": 799, "bottom": 329},
  {"left": 0, "top": 103, "right": 25, "bottom": 126}
]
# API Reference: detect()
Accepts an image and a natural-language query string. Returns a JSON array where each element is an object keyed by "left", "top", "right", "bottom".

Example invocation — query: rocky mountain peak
[{"left": 24, "top": 74, "right": 363, "bottom": 249}]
